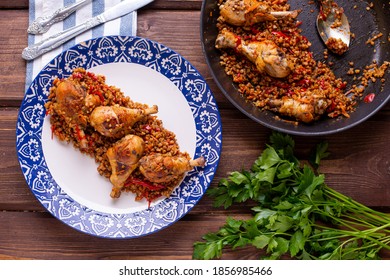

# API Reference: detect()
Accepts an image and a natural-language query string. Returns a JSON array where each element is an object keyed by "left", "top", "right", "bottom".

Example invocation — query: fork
[{"left": 28, "top": 0, "right": 92, "bottom": 34}]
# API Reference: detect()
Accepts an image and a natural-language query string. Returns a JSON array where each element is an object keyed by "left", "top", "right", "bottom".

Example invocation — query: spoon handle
[{"left": 27, "top": 0, "right": 92, "bottom": 34}]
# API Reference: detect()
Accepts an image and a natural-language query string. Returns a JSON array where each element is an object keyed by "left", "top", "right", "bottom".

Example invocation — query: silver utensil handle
[
  {"left": 27, "top": 0, "right": 92, "bottom": 34},
  {"left": 22, "top": 16, "right": 102, "bottom": 61}
]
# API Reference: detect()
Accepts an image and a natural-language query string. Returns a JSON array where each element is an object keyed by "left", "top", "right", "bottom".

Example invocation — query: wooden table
[{"left": 1, "top": 0, "right": 389, "bottom": 260}]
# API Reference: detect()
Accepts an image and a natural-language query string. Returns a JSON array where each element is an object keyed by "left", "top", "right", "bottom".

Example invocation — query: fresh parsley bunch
[{"left": 193, "top": 132, "right": 390, "bottom": 260}]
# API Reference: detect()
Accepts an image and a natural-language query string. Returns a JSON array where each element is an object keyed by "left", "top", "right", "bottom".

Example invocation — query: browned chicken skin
[
  {"left": 267, "top": 96, "right": 330, "bottom": 123},
  {"left": 53, "top": 80, "right": 101, "bottom": 150},
  {"left": 139, "top": 154, "right": 206, "bottom": 184},
  {"left": 106, "top": 134, "right": 145, "bottom": 198},
  {"left": 216, "top": 29, "right": 294, "bottom": 78},
  {"left": 54, "top": 80, "right": 101, "bottom": 125},
  {"left": 219, "top": 0, "right": 299, "bottom": 27},
  {"left": 54, "top": 80, "right": 86, "bottom": 124},
  {"left": 90, "top": 105, "right": 158, "bottom": 138}
]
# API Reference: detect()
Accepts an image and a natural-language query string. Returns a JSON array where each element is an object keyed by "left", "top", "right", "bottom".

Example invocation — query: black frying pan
[{"left": 200, "top": 0, "right": 390, "bottom": 135}]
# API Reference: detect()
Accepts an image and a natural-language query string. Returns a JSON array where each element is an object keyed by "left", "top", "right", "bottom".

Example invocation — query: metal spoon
[{"left": 316, "top": 0, "right": 350, "bottom": 48}]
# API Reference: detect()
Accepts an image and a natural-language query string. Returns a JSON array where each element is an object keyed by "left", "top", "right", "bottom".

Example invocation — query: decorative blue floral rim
[{"left": 16, "top": 36, "right": 222, "bottom": 238}]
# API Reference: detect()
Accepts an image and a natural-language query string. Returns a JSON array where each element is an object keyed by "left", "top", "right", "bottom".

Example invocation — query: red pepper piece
[
  {"left": 327, "top": 100, "right": 336, "bottom": 113},
  {"left": 72, "top": 72, "right": 83, "bottom": 79},
  {"left": 251, "top": 26, "right": 261, "bottom": 34},
  {"left": 297, "top": 78, "right": 310, "bottom": 88},
  {"left": 364, "top": 93, "right": 375, "bottom": 103},
  {"left": 126, "top": 177, "right": 166, "bottom": 191},
  {"left": 74, "top": 125, "right": 86, "bottom": 142},
  {"left": 274, "top": 82, "right": 290, "bottom": 89},
  {"left": 143, "top": 124, "right": 152, "bottom": 131},
  {"left": 93, "top": 90, "right": 105, "bottom": 102},
  {"left": 286, "top": 89, "right": 295, "bottom": 96},
  {"left": 233, "top": 35, "right": 242, "bottom": 53},
  {"left": 87, "top": 71, "right": 98, "bottom": 81},
  {"left": 272, "top": 31, "right": 290, "bottom": 39},
  {"left": 50, "top": 124, "right": 55, "bottom": 140},
  {"left": 89, "top": 85, "right": 105, "bottom": 102}
]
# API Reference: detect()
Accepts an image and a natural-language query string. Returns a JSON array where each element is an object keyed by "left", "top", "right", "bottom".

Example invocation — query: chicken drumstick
[
  {"left": 106, "top": 134, "right": 145, "bottom": 198},
  {"left": 219, "top": 0, "right": 299, "bottom": 27},
  {"left": 90, "top": 105, "right": 158, "bottom": 138},
  {"left": 216, "top": 29, "right": 294, "bottom": 78},
  {"left": 139, "top": 154, "right": 206, "bottom": 184}
]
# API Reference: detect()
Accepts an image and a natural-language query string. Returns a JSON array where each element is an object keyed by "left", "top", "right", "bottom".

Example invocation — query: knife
[{"left": 22, "top": 0, "right": 153, "bottom": 60}]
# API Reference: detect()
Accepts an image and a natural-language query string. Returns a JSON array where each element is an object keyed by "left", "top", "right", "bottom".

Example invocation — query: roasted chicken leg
[
  {"left": 52, "top": 79, "right": 100, "bottom": 150},
  {"left": 216, "top": 29, "right": 294, "bottom": 78},
  {"left": 219, "top": 0, "right": 299, "bottom": 27},
  {"left": 106, "top": 134, "right": 145, "bottom": 198},
  {"left": 54, "top": 80, "right": 86, "bottom": 124},
  {"left": 90, "top": 105, "right": 158, "bottom": 138},
  {"left": 139, "top": 154, "right": 206, "bottom": 184},
  {"left": 267, "top": 96, "right": 330, "bottom": 123}
]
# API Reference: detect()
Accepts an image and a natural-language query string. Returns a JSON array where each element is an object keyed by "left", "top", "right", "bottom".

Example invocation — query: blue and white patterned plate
[{"left": 16, "top": 36, "right": 222, "bottom": 238}]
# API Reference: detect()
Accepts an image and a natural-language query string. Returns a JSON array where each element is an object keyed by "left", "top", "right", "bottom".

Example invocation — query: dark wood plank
[
  {"left": 0, "top": 211, "right": 256, "bottom": 260},
  {"left": 0, "top": 211, "right": 389, "bottom": 259},
  {"left": 150, "top": 0, "right": 202, "bottom": 10},
  {"left": 0, "top": 10, "right": 28, "bottom": 106},
  {"left": 0, "top": 0, "right": 203, "bottom": 10},
  {"left": 0, "top": 0, "right": 28, "bottom": 9}
]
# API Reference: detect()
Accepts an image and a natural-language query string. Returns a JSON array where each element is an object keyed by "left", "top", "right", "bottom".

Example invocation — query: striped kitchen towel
[{"left": 26, "top": 0, "right": 137, "bottom": 90}]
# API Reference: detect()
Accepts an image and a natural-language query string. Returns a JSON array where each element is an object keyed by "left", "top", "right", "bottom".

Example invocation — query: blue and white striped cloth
[{"left": 26, "top": 0, "right": 137, "bottom": 90}]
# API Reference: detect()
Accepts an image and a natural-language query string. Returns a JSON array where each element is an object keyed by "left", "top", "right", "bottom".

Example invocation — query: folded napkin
[{"left": 26, "top": 0, "right": 137, "bottom": 90}]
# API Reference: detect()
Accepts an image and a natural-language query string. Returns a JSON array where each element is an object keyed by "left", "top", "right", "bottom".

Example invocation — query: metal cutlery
[
  {"left": 28, "top": 0, "right": 92, "bottom": 35},
  {"left": 23, "top": 0, "right": 153, "bottom": 60},
  {"left": 316, "top": 0, "right": 350, "bottom": 50}
]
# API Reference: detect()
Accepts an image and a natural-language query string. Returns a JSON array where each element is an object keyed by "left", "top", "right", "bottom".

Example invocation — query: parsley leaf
[
  {"left": 193, "top": 132, "right": 390, "bottom": 260},
  {"left": 310, "top": 141, "right": 330, "bottom": 169}
]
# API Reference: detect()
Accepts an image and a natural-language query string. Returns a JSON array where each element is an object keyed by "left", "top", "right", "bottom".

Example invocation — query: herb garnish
[{"left": 193, "top": 132, "right": 390, "bottom": 260}]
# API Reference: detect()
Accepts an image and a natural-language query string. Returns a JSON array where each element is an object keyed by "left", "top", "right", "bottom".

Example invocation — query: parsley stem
[{"left": 324, "top": 187, "right": 390, "bottom": 222}]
